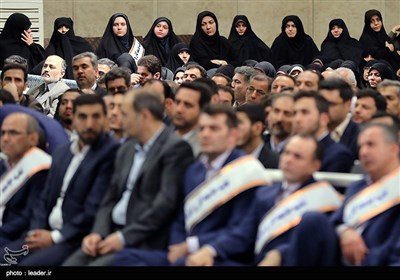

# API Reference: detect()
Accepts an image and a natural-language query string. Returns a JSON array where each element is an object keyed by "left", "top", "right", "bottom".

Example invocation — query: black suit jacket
[
  {"left": 30, "top": 133, "right": 119, "bottom": 243},
  {"left": 340, "top": 120, "right": 359, "bottom": 160},
  {"left": 92, "top": 127, "right": 194, "bottom": 249},
  {"left": 258, "top": 143, "right": 280, "bottom": 169}
]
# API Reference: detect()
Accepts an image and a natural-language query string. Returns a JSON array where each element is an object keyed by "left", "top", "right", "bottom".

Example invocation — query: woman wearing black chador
[
  {"left": 320, "top": 18, "right": 363, "bottom": 66},
  {"left": 271, "top": 15, "right": 319, "bottom": 69}
]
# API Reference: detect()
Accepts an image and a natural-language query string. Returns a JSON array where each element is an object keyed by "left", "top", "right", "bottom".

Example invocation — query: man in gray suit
[
  {"left": 27, "top": 55, "right": 70, "bottom": 117},
  {"left": 63, "top": 89, "right": 194, "bottom": 266}
]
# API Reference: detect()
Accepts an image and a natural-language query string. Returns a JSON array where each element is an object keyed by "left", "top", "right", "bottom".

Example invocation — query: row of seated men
[{"left": 0, "top": 66, "right": 399, "bottom": 266}]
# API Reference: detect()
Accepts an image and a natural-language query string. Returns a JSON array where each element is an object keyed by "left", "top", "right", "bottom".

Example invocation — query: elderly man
[{"left": 27, "top": 55, "right": 70, "bottom": 117}]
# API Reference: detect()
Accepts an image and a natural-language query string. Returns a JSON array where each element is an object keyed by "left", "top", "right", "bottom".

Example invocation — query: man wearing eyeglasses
[{"left": 245, "top": 74, "right": 271, "bottom": 104}]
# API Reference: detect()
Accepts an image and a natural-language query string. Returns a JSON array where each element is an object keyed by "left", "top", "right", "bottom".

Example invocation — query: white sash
[
  {"left": 184, "top": 155, "right": 272, "bottom": 232},
  {"left": 343, "top": 167, "right": 400, "bottom": 228},
  {"left": 255, "top": 181, "right": 343, "bottom": 254},
  {"left": 129, "top": 38, "right": 145, "bottom": 65},
  {"left": 0, "top": 147, "right": 51, "bottom": 207}
]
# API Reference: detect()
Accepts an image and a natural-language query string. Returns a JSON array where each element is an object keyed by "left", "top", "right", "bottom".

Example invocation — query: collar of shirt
[
  {"left": 331, "top": 114, "right": 351, "bottom": 142},
  {"left": 317, "top": 131, "right": 330, "bottom": 142},
  {"left": 271, "top": 138, "right": 287, "bottom": 153},
  {"left": 180, "top": 129, "right": 196, "bottom": 141},
  {"left": 251, "top": 142, "right": 264, "bottom": 158},
  {"left": 279, "top": 180, "right": 302, "bottom": 201},
  {"left": 136, "top": 125, "right": 165, "bottom": 153},
  {"left": 69, "top": 137, "right": 91, "bottom": 157},
  {"left": 200, "top": 149, "right": 233, "bottom": 180}
]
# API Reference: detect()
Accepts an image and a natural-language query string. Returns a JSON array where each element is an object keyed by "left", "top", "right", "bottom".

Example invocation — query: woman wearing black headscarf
[
  {"left": 142, "top": 17, "right": 181, "bottom": 66},
  {"left": 46, "top": 17, "right": 93, "bottom": 79},
  {"left": 96, "top": 13, "right": 137, "bottom": 63},
  {"left": 165, "top": 42, "right": 193, "bottom": 72},
  {"left": 359, "top": 10, "right": 396, "bottom": 68},
  {"left": 270, "top": 15, "right": 319, "bottom": 69},
  {"left": 190, "top": 11, "right": 238, "bottom": 70},
  {"left": 228, "top": 15, "right": 272, "bottom": 65},
  {"left": 320, "top": 18, "right": 363, "bottom": 66},
  {"left": 0, "top": 13, "right": 45, "bottom": 71}
]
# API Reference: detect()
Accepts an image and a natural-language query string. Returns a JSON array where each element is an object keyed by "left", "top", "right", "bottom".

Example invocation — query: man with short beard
[
  {"left": 56, "top": 89, "right": 82, "bottom": 139},
  {"left": 1, "top": 94, "right": 120, "bottom": 265},
  {"left": 265, "top": 93, "right": 295, "bottom": 154},
  {"left": 27, "top": 55, "right": 70, "bottom": 117},
  {"left": 173, "top": 81, "right": 212, "bottom": 157}
]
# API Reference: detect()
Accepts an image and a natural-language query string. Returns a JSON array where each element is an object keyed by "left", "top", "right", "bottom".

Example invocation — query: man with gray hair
[
  {"left": 231, "top": 66, "right": 257, "bottom": 107},
  {"left": 72, "top": 52, "right": 106, "bottom": 96},
  {"left": 377, "top": 79, "right": 400, "bottom": 117},
  {"left": 27, "top": 55, "right": 70, "bottom": 117}
]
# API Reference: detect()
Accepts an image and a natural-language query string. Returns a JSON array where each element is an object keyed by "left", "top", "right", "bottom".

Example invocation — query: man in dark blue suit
[
  {"left": 185, "top": 134, "right": 342, "bottom": 266},
  {"left": 319, "top": 78, "right": 360, "bottom": 161},
  {"left": 63, "top": 90, "right": 194, "bottom": 266},
  {"left": 112, "top": 104, "right": 271, "bottom": 266},
  {"left": 293, "top": 91, "right": 354, "bottom": 173},
  {"left": 285, "top": 123, "right": 400, "bottom": 266},
  {"left": 0, "top": 113, "right": 50, "bottom": 247},
  {"left": 1, "top": 94, "right": 119, "bottom": 266},
  {"left": 235, "top": 103, "right": 279, "bottom": 168}
]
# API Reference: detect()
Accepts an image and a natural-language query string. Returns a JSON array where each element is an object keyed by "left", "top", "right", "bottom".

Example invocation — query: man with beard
[
  {"left": 292, "top": 91, "right": 354, "bottom": 173},
  {"left": 173, "top": 81, "right": 212, "bottom": 157},
  {"left": 0, "top": 94, "right": 119, "bottom": 265},
  {"left": 265, "top": 93, "right": 294, "bottom": 154},
  {"left": 27, "top": 55, "right": 70, "bottom": 117},
  {"left": 56, "top": 88, "right": 83, "bottom": 139},
  {"left": 236, "top": 103, "right": 279, "bottom": 168}
]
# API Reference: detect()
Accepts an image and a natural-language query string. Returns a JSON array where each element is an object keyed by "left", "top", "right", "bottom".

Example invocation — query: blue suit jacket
[
  {"left": 330, "top": 178, "right": 400, "bottom": 266},
  {"left": 211, "top": 177, "right": 318, "bottom": 265},
  {"left": 0, "top": 163, "right": 48, "bottom": 241},
  {"left": 169, "top": 149, "right": 258, "bottom": 258},
  {"left": 319, "top": 134, "right": 354, "bottom": 173},
  {"left": 30, "top": 133, "right": 119, "bottom": 243},
  {"left": 340, "top": 120, "right": 359, "bottom": 160},
  {"left": 0, "top": 104, "right": 69, "bottom": 155}
]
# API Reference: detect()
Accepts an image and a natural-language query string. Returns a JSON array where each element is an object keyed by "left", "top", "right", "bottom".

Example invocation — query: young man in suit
[
  {"left": 0, "top": 94, "right": 120, "bottom": 266},
  {"left": 112, "top": 104, "right": 271, "bottom": 266},
  {"left": 63, "top": 89, "right": 194, "bottom": 266},
  {"left": 0, "top": 113, "right": 50, "bottom": 247},
  {"left": 185, "top": 134, "right": 342, "bottom": 266},
  {"left": 235, "top": 103, "right": 279, "bottom": 168},
  {"left": 292, "top": 91, "right": 354, "bottom": 173}
]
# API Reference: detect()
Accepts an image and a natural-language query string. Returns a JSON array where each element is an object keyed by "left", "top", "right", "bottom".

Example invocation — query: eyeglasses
[
  {"left": 107, "top": 86, "right": 128, "bottom": 95},
  {"left": 246, "top": 86, "right": 267, "bottom": 96}
]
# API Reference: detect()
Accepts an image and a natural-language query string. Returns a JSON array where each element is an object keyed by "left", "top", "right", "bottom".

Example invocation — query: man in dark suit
[
  {"left": 72, "top": 52, "right": 107, "bottom": 97},
  {"left": 0, "top": 113, "right": 50, "bottom": 247},
  {"left": 0, "top": 94, "right": 119, "bottom": 266},
  {"left": 236, "top": 103, "right": 279, "bottom": 168},
  {"left": 185, "top": 134, "right": 342, "bottom": 266},
  {"left": 63, "top": 89, "right": 194, "bottom": 266},
  {"left": 292, "top": 91, "right": 354, "bottom": 173},
  {"left": 112, "top": 104, "right": 271, "bottom": 266},
  {"left": 319, "top": 78, "right": 360, "bottom": 161}
]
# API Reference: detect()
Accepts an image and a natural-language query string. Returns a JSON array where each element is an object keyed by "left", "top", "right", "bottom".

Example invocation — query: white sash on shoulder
[
  {"left": 129, "top": 38, "right": 145, "bottom": 65},
  {"left": 184, "top": 155, "right": 272, "bottom": 232},
  {"left": 0, "top": 147, "right": 51, "bottom": 207},
  {"left": 255, "top": 181, "right": 343, "bottom": 254},
  {"left": 343, "top": 167, "right": 400, "bottom": 228}
]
